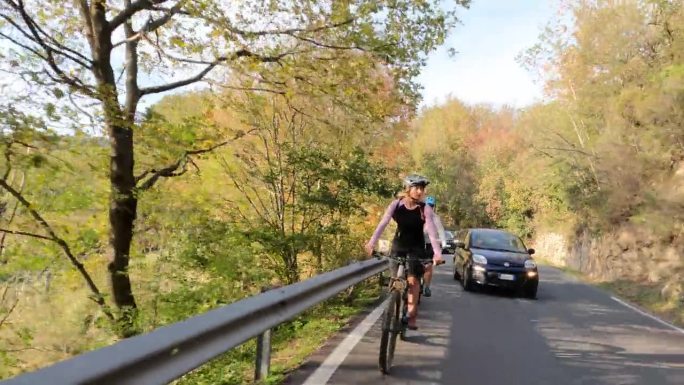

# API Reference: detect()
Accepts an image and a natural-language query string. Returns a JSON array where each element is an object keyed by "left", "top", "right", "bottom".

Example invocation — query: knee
[{"left": 407, "top": 276, "right": 418, "bottom": 286}]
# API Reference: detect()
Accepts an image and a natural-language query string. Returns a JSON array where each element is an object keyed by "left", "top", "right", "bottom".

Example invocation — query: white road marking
[
  {"left": 516, "top": 298, "right": 531, "bottom": 305},
  {"left": 611, "top": 296, "right": 684, "bottom": 334},
  {"left": 302, "top": 298, "right": 389, "bottom": 385}
]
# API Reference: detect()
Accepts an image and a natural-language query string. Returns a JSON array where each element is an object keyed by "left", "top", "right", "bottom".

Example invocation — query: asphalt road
[{"left": 287, "top": 255, "right": 684, "bottom": 385}]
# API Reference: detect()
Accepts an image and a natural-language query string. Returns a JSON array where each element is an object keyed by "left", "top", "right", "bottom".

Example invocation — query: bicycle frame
[{"left": 378, "top": 254, "right": 435, "bottom": 374}]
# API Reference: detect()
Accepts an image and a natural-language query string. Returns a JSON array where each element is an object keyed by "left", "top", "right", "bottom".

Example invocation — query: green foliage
[
  {"left": 0, "top": 0, "right": 474, "bottom": 379},
  {"left": 6, "top": 1, "right": 683, "bottom": 383},
  {"left": 220, "top": 95, "right": 395, "bottom": 283},
  {"left": 411, "top": 0, "right": 684, "bottom": 244}
]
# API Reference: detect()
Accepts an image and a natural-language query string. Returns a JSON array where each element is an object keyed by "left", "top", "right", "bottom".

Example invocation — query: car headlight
[
  {"left": 473, "top": 254, "right": 487, "bottom": 265},
  {"left": 524, "top": 260, "right": 537, "bottom": 269}
]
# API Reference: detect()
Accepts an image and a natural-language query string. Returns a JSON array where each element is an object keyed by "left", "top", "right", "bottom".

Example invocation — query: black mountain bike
[{"left": 376, "top": 252, "right": 444, "bottom": 375}]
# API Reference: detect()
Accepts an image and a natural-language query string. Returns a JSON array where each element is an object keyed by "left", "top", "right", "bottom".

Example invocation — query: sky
[
  {"left": 0, "top": 1, "right": 559, "bottom": 120},
  {"left": 417, "top": 0, "right": 559, "bottom": 109}
]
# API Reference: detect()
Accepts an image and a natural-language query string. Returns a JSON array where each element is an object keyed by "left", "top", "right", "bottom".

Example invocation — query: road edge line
[
  {"left": 610, "top": 296, "right": 684, "bottom": 335},
  {"left": 301, "top": 297, "right": 389, "bottom": 385}
]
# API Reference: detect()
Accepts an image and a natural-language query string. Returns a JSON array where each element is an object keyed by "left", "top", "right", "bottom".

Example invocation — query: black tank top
[{"left": 391, "top": 200, "right": 425, "bottom": 251}]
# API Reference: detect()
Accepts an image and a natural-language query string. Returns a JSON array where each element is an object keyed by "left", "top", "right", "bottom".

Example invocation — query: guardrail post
[
  {"left": 255, "top": 286, "right": 273, "bottom": 382},
  {"left": 254, "top": 328, "right": 271, "bottom": 382}
]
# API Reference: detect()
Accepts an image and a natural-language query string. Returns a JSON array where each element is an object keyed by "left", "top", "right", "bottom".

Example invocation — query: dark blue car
[{"left": 452, "top": 228, "right": 539, "bottom": 299}]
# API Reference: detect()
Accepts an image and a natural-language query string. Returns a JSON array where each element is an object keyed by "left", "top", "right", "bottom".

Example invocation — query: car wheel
[
  {"left": 453, "top": 266, "right": 461, "bottom": 281},
  {"left": 462, "top": 266, "right": 475, "bottom": 292},
  {"left": 524, "top": 284, "right": 538, "bottom": 300}
]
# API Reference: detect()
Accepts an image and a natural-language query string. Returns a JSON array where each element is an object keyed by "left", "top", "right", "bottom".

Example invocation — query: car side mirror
[
  {"left": 455, "top": 240, "right": 466, "bottom": 249},
  {"left": 528, "top": 248, "right": 535, "bottom": 255}
]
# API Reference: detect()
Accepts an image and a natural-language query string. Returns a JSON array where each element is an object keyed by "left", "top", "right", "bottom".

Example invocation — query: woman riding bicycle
[{"left": 365, "top": 174, "right": 444, "bottom": 330}]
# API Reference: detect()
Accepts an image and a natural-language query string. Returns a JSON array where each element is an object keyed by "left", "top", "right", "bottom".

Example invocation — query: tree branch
[
  {"left": 123, "top": 0, "right": 140, "bottom": 118},
  {"left": 0, "top": 9, "right": 91, "bottom": 66},
  {"left": 135, "top": 128, "right": 256, "bottom": 190},
  {"left": 247, "top": 178, "right": 275, "bottom": 227},
  {"left": 139, "top": 60, "right": 220, "bottom": 96},
  {"left": 0, "top": 178, "right": 114, "bottom": 320},
  {"left": 224, "top": 18, "right": 356, "bottom": 38},
  {"left": 218, "top": 154, "right": 279, "bottom": 229},
  {"left": 109, "top": 0, "right": 170, "bottom": 30},
  {"left": 531, "top": 145, "right": 555, "bottom": 159},
  {"left": 112, "top": 1, "right": 186, "bottom": 48},
  {"left": 208, "top": 82, "right": 287, "bottom": 95},
  {"left": 222, "top": 198, "right": 252, "bottom": 226},
  {"left": 0, "top": 30, "right": 47, "bottom": 60},
  {"left": 135, "top": 157, "right": 187, "bottom": 190},
  {"left": 5, "top": 2, "right": 95, "bottom": 95},
  {"left": 0, "top": 171, "right": 25, "bottom": 263},
  {"left": 230, "top": 176, "right": 276, "bottom": 229},
  {"left": 139, "top": 49, "right": 291, "bottom": 96},
  {"left": 540, "top": 146, "right": 598, "bottom": 158},
  {"left": 0, "top": 298, "right": 18, "bottom": 330},
  {"left": 287, "top": 33, "right": 363, "bottom": 51},
  {"left": 0, "top": 228, "right": 52, "bottom": 241}
]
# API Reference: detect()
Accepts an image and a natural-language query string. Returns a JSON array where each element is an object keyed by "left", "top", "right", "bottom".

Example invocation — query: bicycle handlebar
[{"left": 372, "top": 251, "right": 446, "bottom": 265}]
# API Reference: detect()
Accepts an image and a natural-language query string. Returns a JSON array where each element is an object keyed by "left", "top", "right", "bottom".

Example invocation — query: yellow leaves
[{"left": 169, "top": 36, "right": 186, "bottom": 48}]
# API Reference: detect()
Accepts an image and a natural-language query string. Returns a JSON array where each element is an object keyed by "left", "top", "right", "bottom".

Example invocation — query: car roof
[{"left": 468, "top": 228, "right": 519, "bottom": 237}]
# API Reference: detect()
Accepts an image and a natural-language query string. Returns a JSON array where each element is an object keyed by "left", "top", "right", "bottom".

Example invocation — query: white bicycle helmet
[{"left": 403, "top": 174, "right": 430, "bottom": 188}]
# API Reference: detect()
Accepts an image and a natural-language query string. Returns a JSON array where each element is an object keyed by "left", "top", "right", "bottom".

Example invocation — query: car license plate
[{"left": 499, "top": 274, "right": 515, "bottom": 281}]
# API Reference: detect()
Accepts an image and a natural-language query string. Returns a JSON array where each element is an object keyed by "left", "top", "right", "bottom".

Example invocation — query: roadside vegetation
[
  {"left": 1, "top": 0, "right": 682, "bottom": 382},
  {"left": 409, "top": 0, "right": 683, "bottom": 329}
]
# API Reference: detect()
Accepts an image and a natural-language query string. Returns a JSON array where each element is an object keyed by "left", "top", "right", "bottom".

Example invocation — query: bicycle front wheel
[{"left": 379, "top": 290, "right": 401, "bottom": 374}]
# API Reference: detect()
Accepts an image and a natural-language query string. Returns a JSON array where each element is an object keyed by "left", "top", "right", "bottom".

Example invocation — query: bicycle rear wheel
[{"left": 379, "top": 290, "right": 401, "bottom": 374}]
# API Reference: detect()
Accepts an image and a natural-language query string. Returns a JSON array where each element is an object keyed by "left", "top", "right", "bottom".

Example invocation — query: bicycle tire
[
  {"left": 399, "top": 288, "right": 408, "bottom": 341},
  {"left": 379, "top": 290, "right": 401, "bottom": 374}
]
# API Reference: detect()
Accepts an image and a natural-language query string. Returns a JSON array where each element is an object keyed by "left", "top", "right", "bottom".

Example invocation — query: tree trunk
[
  {"left": 86, "top": 3, "right": 139, "bottom": 331},
  {"left": 284, "top": 250, "right": 299, "bottom": 284},
  {"left": 314, "top": 240, "right": 323, "bottom": 273},
  {"left": 108, "top": 123, "right": 138, "bottom": 312}
]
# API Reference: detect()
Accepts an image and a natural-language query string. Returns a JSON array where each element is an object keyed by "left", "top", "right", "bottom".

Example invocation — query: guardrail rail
[{"left": 2, "top": 257, "right": 389, "bottom": 385}]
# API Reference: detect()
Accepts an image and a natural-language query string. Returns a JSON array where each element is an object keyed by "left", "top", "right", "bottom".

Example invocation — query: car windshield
[
  {"left": 445, "top": 231, "right": 454, "bottom": 240},
  {"left": 470, "top": 231, "right": 527, "bottom": 253}
]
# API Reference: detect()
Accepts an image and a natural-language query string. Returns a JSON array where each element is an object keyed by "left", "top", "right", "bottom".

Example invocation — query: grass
[
  {"left": 2, "top": 251, "right": 384, "bottom": 385},
  {"left": 537, "top": 258, "right": 684, "bottom": 328},
  {"left": 172, "top": 280, "right": 384, "bottom": 385},
  {"left": 597, "top": 280, "right": 684, "bottom": 327}
]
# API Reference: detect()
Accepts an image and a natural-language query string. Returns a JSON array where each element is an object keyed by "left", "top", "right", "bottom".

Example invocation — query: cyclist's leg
[
  {"left": 405, "top": 256, "right": 425, "bottom": 329},
  {"left": 423, "top": 243, "right": 434, "bottom": 296},
  {"left": 406, "top": 274, "right": 420, "bottom": 328}
]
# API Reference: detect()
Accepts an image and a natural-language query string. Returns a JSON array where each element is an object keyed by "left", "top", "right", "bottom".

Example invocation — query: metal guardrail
[{"left": 3, "top": 257, "right": 389, "bottom": 385}]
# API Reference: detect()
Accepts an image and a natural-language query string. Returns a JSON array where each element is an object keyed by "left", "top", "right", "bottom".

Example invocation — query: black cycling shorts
[
  {"left": 425, "top": 242, "right": 434, "bottom": 256},
  {"left": 389, "top": 248, "right": 428, "bottom": 278}
]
